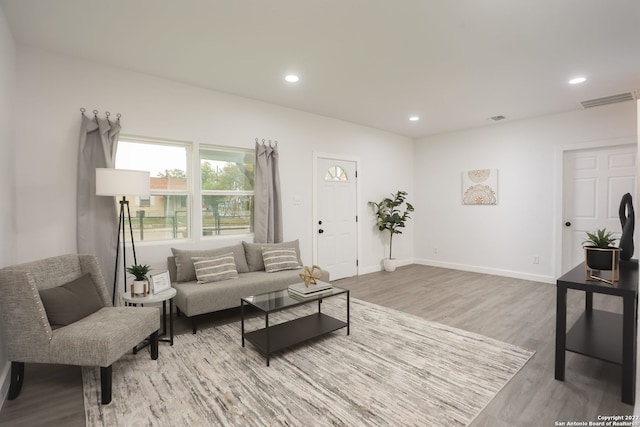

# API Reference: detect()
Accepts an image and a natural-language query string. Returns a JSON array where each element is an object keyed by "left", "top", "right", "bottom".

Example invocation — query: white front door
[
  {"left": 562, "top": 144, "right": 637, "bottom": 273},
  {"left": 314, "top": 157, "right": 358, "bottom": 280}
]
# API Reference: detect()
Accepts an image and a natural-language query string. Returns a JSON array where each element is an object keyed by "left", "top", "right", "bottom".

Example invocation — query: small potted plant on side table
[
  {"left": 583, "top": 228, "right": 621, "bottom": 284},
  {"left": 126, "top": 264, "right": 151, "bottom": 296}
]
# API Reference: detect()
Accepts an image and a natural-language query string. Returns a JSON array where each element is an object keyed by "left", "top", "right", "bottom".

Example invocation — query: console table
[{"left": 555, "top": 260, "right": 638, "bottom": 404}]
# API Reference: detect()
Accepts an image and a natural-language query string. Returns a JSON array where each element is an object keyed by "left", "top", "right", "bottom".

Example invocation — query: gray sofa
[{"left": 168, "top": 240, "right": 330, "bottom": 333}]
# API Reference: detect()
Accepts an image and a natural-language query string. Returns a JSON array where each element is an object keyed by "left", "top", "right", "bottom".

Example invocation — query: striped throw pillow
[
  {"left": 262, "top": 247, "right": 301, "bottom": 273},
  {"left": 192, "top": 253, "right": 238, "bottom": 284}
]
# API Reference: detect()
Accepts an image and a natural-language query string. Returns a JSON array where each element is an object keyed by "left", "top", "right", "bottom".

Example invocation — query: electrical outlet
[
  {"left": 533, "top": 255, "right": 540, "bottom": 264},
  {"left": 433, "top": 248, "right": 438, "bottom": 254}
]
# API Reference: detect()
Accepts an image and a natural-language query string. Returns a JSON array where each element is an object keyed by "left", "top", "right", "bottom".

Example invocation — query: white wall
[
  {"left": 414, "top": 102, "right": 637, "bottom": 283},
  {"left": 14, "top": 47, "right": 414, "bottom": 277},
  {"left": 0, "top": 3, "right": 16, "bottom": 409}
]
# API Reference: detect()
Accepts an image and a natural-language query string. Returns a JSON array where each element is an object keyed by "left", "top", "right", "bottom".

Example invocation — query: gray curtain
[
  {"left": 77, "top": 114, "right": 120, "bottom": 298},
  {"left": 254, "top": 140, "right": 283, "bottom": 243}
]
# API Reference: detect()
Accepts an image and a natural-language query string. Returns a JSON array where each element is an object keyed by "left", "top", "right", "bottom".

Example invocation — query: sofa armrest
[
  {"left": 0, "top": 268, "right": 54, "bottom": 358},
  {"left": 167, "top": 256, "right": 178, "bottom": 283}
]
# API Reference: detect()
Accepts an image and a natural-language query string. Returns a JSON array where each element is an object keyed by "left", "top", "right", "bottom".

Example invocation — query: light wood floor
[{"left": 0, "top": 264, "right": 633, "bottom": 426}]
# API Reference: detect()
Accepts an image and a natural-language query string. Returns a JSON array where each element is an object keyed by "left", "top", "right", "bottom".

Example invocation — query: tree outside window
[{"left": 200, "top": 147, "right": 254, "bottom": 237}]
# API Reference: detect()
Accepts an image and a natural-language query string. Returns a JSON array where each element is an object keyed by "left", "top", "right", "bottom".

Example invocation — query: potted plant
[
  {"left": 126, "top": 264, "right": 151, "bottom": 295},
  {"left": 370, "top": 191, "right": 414, "bottom": 272},
  {"left": 582, "top": 228, "right": 620, "bottom": 271}
]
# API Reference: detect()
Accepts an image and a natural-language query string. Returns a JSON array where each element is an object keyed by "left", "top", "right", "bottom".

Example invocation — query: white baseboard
[
  {"left": 358, "top": 258, "right": 415, "bottom": 276},
  {"left": 0, "top": 360, "right": 9, "bottom": 412},
  {"left": 413, "top": 258, "right": 555, "bottom": 284},
  {"left": 358, "top": 258, "right": 554, "bottom": 284}
]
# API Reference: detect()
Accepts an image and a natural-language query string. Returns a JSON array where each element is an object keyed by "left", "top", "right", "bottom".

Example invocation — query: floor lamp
[{"left": 96, "top": 168, "right": 150, "bottom": 304}]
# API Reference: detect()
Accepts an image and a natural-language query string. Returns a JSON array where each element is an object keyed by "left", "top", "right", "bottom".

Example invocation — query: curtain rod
[{"left": 80, "top": 107, "right": 121, "bottom": 121}]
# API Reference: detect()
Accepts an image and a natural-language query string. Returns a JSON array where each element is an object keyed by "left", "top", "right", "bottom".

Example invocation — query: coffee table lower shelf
[{"left": 243, "top": 312, "right": 347, "bottom": 364}]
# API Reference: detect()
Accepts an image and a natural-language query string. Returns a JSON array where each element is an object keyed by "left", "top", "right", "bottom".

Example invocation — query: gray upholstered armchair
[{"left": 0, "top": 254, "right": 160, "bottom": 404}]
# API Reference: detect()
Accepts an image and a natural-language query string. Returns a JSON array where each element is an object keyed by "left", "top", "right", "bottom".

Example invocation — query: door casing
[
  {"left": 555, "top": 136, "right": 637, "bottom": 277},
  {"left": 312, "top": 152, "right": 360, "bottom": 279}
]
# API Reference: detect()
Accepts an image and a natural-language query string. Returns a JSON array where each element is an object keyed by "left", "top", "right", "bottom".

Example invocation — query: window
[
  {"left": 324, "top": 165, "right": 348, "bottom": 182},
  {"left": 115, "top": 139, "right": 190, "bottom": 241},
  {"left": 114, "top": 139, "right": 254, "bottom": 242},
  {"left": 138, "top": 196, "right": 151, "bottom": 208},
  {"left": 200, "top": 147, "right": 254, "bottom": 236}
]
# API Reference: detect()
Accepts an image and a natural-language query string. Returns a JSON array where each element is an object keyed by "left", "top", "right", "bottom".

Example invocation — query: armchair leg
[
  {"left": 100, "top": 366, "right": 112, "bottom": 404},
  {"left": 192, "top": 317, "right": 197, "bottom": 334},
  {"left": 8, "top": 361, "right": 24, "bottom": 400},
  {"left": 150, "top": 331, "right": 158, "bottom": 360}
]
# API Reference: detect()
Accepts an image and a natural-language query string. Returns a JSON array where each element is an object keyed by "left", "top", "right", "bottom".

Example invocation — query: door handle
[
  {"left": 318, "top": 229, "right": 324, "bottom": 234},
  {"left": 565, "top": 221, "right": 571, "bottom": 227}
]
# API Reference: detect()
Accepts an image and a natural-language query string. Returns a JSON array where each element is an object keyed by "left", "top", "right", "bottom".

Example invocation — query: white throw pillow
[
  {"left": 262, "top": 248, "right": 301, "bottom": 273},
  {"left": 192, "top": 253, "right": 238, "bottom": 284}
]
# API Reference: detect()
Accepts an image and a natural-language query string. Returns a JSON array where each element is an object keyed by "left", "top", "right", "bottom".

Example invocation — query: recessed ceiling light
[
  {"left": 569, "top": 77, "right": 586, "bottom": 85},
  {"left": 409, "top": 116, "right": 420, "bottom": 122},
  {"left": 285, "top": 74, "right": 299, "bottom": 83}
]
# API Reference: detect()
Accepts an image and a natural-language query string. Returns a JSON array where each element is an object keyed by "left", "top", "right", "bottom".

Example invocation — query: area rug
[{"left": 83, "top": 297, "right": 534, "bottom": 426}]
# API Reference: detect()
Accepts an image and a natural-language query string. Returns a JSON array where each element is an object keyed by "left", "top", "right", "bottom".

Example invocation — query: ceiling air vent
[{"left": 580, "top": 92, "right": 636, "bottom": 109}]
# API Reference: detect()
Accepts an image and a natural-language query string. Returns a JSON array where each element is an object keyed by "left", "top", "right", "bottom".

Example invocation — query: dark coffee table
[{"left": 241, "top": 284, "right": 350, "bottom": 366}]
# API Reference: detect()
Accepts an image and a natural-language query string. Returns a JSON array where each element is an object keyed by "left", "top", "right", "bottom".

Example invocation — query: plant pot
[
  {"left": 131, "top": 280, "right": 148, "bottom": 296},
  {"left": 584, "top": 247, "right": 620, "bottom": 270},
  {"left": 383, "top": 258, "right": 397, "bottom": 272}
]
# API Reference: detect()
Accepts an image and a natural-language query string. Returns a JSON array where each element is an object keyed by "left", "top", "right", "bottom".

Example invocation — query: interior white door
[
  {"left": 315, "top": 158, "right": 358, "bottom": 280},
  {"left": 562, "top": 145, "right": 637, "bottom": 273}
]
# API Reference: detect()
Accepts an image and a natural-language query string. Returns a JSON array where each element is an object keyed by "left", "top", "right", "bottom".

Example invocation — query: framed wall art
[{"left": 462, "top": 169, "right": 498, "bottom": 205}]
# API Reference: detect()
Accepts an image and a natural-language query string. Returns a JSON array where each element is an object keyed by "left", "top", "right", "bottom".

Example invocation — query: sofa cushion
[
  {"left": 192, "top": 253, "right": 238, "bottom": 284},
  {"left": 171, "top": 267, "right": 331, "bottom": 318},
  {"left": 39, "top": 273, "right": 104, "bottom": 327},
  {"left": 243, "top": 240, "right": 303, "bottom": 272},
  {"left": 173, "top": 269, "right": 304, "bottom": 316},
  {"left": 172, "top": 243, "right": 249, "bottom": 282},
  {"left": 262, "top": 247, "right": 301, "bottom": 272},
  {"left": 49, "top": 306, "right": 160, "bottom": 367}
]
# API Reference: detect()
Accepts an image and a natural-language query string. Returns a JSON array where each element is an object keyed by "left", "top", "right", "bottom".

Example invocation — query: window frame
[
  {"left": 199, "top": 144, "right": 255, "bottom": 239},
  {"left": 115, "top": 136, "right": 255, "bottom": 243},
  {"left": 116, "top": 136, "right": 193, "bottom": 243}
]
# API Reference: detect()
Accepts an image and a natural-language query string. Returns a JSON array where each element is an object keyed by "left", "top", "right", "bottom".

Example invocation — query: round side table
[{"left": 123, "top": 288, "right": 177, "bottom": 347}]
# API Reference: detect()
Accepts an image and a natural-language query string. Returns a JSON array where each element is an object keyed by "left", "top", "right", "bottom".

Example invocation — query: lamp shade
[{"left": 96, "top": 168, "right": 150, "bottom": 197}]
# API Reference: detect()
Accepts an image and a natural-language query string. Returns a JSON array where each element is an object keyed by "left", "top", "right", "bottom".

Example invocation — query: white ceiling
[{"left": 2, "top": 0, "right": 639, "bottom": 138}]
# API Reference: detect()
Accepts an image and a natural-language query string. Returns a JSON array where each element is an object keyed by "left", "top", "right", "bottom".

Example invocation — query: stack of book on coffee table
[{"left": 288, "top": 281, "right": 333, "bottom": 298}]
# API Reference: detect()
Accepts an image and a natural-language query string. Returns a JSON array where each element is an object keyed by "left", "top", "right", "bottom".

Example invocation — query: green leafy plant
[
  {"left": 370, "top": 191, "right": 415, "bottom": 259},
  {"left": 126, "top": 264, "right": 151, "bottom": 281},
  {"left": 582, "top": 228, "right": 618, "bottom": 249}
]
